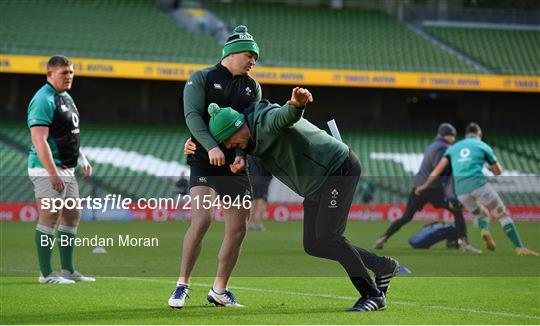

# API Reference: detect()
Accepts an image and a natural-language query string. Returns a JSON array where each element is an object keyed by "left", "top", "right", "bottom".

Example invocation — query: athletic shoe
[
  {"left": 248, "top": 225, "right": 265, "bottom": 232},
  {"left": 461, "top": 243, "right": 482, "bottom": 254},
  {"left": 348, "top": 295, "right": 387, "bottom": 312},
  {"left": 373, "top": 236, "right": 387, "bottom": 250},
  {"left": 38, "top": 272, "right": 75, "bottom": 284},
  {"left": 375, "top": 257, "right": 399, "bottom": 296},
  {"left": 62, "top": 269, "right": 96, "bottom": 282},
  {"left": 168, "top": 284, "right": 190, "bottom": 309},
  {"left": 446, "top": 238, "right": 459, "bottom": 249},
  {"left": 515, "top": 247, "right": 539, "bottom": 256},
  {"left": 207, "top": 288, "right": 244, "bottom": 307},
  {"left": 481, "top": 230, "right": 496, "bottom": 251}
]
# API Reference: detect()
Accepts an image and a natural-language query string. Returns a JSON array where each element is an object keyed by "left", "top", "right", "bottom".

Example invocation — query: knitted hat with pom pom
[
  {"left": 222, "top": 25, "right": 260, "bottom": 60},
  {"left": 208, "top": 103, "right": 245, "bottom": 143}
]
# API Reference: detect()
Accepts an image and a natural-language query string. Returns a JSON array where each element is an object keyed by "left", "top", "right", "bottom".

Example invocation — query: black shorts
[
  {"left": 250, "top": 176, "right": 272, "bottom": 200},
  {"left": 189, "top": 163, "right": 251, "bottom": 198}
]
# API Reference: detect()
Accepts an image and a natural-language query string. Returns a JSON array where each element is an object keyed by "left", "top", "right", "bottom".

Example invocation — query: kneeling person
[{"left": 204, "top": 87, "right": 399, "bottom": 312}]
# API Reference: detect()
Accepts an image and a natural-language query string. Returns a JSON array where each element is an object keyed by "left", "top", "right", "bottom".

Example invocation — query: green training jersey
[
  {"left": 27, "top": 83, "right": 80, "bottom": 169},
  {"left": 444, "top": 136, "right": 498, "bottom": 195}
]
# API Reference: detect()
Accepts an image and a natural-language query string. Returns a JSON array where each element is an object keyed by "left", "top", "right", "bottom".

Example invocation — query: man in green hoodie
[{"left": 189, "top": 87, "right": 399, "bottom": 312}]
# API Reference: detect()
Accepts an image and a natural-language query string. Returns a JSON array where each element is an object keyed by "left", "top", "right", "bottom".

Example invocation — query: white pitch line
[{"left": 103, "top": 276, "right": 540, "bottom": 320}]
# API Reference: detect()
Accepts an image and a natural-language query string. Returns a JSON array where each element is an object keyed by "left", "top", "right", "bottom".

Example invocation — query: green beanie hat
[
  {"left": 221, "top": 25, "right": 260, "bottom": 60},
  {"left": 208, "top": 103, "right": 245, "bottom": 143}
]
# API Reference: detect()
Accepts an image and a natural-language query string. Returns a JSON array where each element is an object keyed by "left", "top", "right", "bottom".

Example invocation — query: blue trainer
[
  {"left": 207, "top": 288, "right": 244, "bottom": 307},
  {"left": 168, "top": 284, "right": 189, "bottom": 309}
]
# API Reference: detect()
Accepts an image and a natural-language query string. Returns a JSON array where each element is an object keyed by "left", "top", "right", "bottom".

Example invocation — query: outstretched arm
[{"left": 263, "top": 87, "right": 314, "bottom": 132}]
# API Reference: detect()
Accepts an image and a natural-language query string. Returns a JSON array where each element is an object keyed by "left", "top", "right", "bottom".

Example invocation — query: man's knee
[
  {"left": 37, "top": 201, "right": 61, "bottom": 228},
  {"left": 188, "top": 208, "right": 212, "bottom": 233},
  {"left": 471, "top": 207, "right": 484, "bottom": 215},
  {"left": 223, "top": 209, "right": 248, "bottom": 242},
  {"left": 491, "top": 203, "right": 509, "bottom": 220},
  {"left": 225, "top": 221, "right": 247, "bottom": 242},
  {"left": 303, "top": 240, "right": 322, "bottom": 257},
  {"left": 304, "top": 235, "right": 343, "bottom": 257},
  {"left": 60, "top": 205, "right": 81, "bottom": 227}
]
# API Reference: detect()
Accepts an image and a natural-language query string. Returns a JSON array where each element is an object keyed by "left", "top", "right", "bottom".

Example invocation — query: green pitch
[{"left": 1, "top": 220, "right": 539, "bottom": 324}]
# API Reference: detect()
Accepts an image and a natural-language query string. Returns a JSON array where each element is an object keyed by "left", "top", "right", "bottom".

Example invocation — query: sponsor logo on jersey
[
  {"left": 328, "top": 189, "right": 339, "bottom": 208},
  {"left": 458, "top": 148, "right": 472, "bottom": 162},
  {"left": 214, "top": 83, "right": 222, "bottom": 90}
]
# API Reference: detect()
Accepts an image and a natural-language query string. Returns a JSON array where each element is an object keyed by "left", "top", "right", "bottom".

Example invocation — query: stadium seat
[
  {"left": 1, "top": 123, "right": 538, "bottom": 204},
  {"left": 0, "top": 0, "right": 221, "bottom": 64},
  {"left": 425, "top": 26, "right": 540, "bottom": 75}
]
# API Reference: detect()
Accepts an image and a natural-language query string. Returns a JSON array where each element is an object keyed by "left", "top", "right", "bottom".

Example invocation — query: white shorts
[
  {"left": 28, "top": 167, "right": 79, "bottom": 199},
  {"left": 458, "top": 183, "right": 507, "bottom": 218}
]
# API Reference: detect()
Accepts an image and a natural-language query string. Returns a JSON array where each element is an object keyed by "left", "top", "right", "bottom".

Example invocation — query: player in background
[
  {"left": 247, "top": 155, "right": 272, "bottom": 232},
  {"left": 28, "top": 55, "right": 95, "bottom": 284},
  {"left": 416, "top": 123, "right": 538, "bottom": 256},
  {"left": 169, "top": 26, "right": 262, "bottom": 308},
  {"left": 374, "top": 123, "right": 481, "bottom": 253}
]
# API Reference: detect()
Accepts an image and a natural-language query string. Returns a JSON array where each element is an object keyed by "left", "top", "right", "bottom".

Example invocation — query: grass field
[{"left": 1, "top": 220, "right": 539, "bottom": 324}]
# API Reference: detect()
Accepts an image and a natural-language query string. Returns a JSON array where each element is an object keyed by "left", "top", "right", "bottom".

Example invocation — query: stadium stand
[
  {"left": 0, "top": 124, "right": 190, "bottom": 201},
  {"left": 0, "top": 0, "right": 486, "bottom": 73},
  {"left": 1, "top": 124, "right": 537, "bottom": 205},
  {"left": 0, "top": 0, "right": 221, "bottom": 63},
  {"left": 207, "top": 1, "right": 477, "bottom": 72},
  {"left": 0, "top": 142, "right": 34, "bottom": 202},
  {"left": 425, "top": 26, "right": 540, "bottom": 75}
]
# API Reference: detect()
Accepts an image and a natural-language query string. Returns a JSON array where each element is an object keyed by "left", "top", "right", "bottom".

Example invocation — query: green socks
[
  {"left": 35, "top": 224, "right": 78, "bottom": 276},
  {"left": 499, "top": 217, "right": 524, "bottom": 248},
  {"left": 57, "top": 225, "right": 78, "bottom": 273},
  {"left": 477, "top": 214, "right": 525, "bottom": 248},
  {"left": 477, "top": 214, "right": 490, "bottom": 231},
  {"left": 35, "top": 225, "right": 54, "bottom": 277}
]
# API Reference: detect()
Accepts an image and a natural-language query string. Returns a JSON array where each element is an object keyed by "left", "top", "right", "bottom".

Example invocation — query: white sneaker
[
  {"left": 62, "top": 269, "right": 96, "bottom": 282},
  {"left": 168, "top": 284, "right": 189, "bottom": 309},
  {"left": 207, "top": 288, "right": 244, "bottom": 307},
  {"left": 38, "top": 272, "right": 75, "bottom": 284},
  {"left": 461, "top": 244, "right": 482, "bottom": 254}
]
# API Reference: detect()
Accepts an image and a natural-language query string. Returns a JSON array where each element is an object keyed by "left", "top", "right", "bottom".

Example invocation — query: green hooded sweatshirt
[{"left": 245, "top": 100, "right": 349, "bottom": 198}]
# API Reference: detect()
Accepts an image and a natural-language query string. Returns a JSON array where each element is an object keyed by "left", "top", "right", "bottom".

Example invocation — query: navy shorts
[
  {"left": 189, "top": 163, "right": 251, "bottom": 198},
  {"left": 250, "top": 176, "right": 272, "bottom": 200}
]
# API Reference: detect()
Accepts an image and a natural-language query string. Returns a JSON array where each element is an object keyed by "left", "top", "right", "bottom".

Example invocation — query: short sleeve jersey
[
  {"left": 27, "top": 83, "right": 81, "bottom": 169},
  {"left": 444, "top": 137, "right": 498, "bottom": 195}
]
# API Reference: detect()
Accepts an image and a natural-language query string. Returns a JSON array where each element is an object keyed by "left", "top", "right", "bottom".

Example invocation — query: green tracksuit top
[{"left": 245, "top": 100, "right": 349, "bottom": 198}]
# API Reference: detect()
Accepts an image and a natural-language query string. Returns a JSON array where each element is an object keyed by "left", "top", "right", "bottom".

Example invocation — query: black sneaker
[
  {"left": 348, "top": 295, "right": 387, "bottom": 312},
  {"left": 375, "top": 257, "right": 399, "bottom": 296}
]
